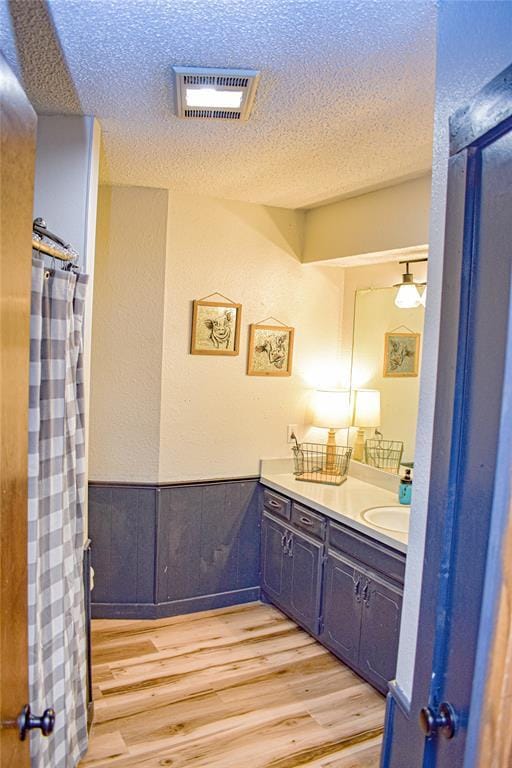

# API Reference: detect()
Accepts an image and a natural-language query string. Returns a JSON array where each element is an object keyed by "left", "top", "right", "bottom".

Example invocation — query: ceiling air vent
[{"left": 173, "top": 66, "right": 260, "bottom": 122}]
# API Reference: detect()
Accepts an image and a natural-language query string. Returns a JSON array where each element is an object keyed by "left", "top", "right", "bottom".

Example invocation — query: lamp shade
[
  {"left": 395, "top": 283, "right": 422, "bottom": 309},
  {"left": 312, "top": 389, "right": 351, "bottom": 430},
  {"left": 353, "top": 389, "right": 381, "bottom": 428},
  {"left": 394, "top": 264, "right": 424, "bottom": 309}
]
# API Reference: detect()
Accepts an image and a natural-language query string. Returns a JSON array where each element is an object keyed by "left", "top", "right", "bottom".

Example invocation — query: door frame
[{"left": 382, "top": 64, "right": 512, "bottom": 767}]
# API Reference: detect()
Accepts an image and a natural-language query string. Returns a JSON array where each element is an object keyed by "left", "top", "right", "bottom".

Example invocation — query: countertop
[{"left": 260, "top": 471, "right": 408, "bottom": 554}]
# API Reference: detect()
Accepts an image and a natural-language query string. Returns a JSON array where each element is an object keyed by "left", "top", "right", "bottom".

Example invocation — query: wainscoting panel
[
  {"left": 89, "top": 478, "right": 260, "bottom": 619},
  {"left": 156, "top": 485, "right": 203, "bottom": 604},
  {"left": 89, "top": 486, "right": 156, "bottom": 607}
]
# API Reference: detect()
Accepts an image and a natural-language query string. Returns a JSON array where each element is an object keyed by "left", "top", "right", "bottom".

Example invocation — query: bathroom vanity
[{"left": 259, "top": 471, "right": 407, "bottom": 694}]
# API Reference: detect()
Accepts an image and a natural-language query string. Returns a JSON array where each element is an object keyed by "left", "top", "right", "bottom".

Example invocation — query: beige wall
[
  {"left": 89, "top": 187, "right": 343, "bottom": 482},
  {"left": 89, "top": 185, "right": 168, "bottom": 482},
  {"left": 159, "top": 194, "right": 342, "bottom": 481},
  {"left": 302, "top": 175, "right": 431, "bottom": 264},
  {"left": 89, "top": 175, "right": 432, "bottom": 482}
]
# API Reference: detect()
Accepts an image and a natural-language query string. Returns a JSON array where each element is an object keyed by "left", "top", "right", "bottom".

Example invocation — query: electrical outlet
[{"left": 287, "top": 424, "right": 298, "bottom": 443}]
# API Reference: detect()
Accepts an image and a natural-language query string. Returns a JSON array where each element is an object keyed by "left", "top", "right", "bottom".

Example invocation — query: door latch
[{"left": 419, "top": 702, "right": 457, "bottom": 740}]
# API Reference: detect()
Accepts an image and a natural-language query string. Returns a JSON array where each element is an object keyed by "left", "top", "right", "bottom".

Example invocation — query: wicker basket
[
  {"left": 364, "top": 439, "right": 404, "bottom": 474},
  {"left": 292, "top": 442, "right": 352, "bottom": 486}
]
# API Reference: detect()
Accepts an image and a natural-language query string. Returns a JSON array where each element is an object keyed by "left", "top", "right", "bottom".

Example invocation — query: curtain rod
[{"left": 32, "top": 218, "right": 78, "bottom": 263}]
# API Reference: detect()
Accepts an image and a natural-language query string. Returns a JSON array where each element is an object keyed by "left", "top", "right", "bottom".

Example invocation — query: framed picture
[
  {"left": 247, "top": 324, "right": 294, "bottom": 377},
  {"left": 383, "top": 332, "right": 420, "bottom": 377},
  {"left": 190, "top": 299, "right": 242, "bottom": 355}
]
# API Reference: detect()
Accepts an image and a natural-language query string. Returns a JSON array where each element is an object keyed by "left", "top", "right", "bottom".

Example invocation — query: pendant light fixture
[{"left": 394, "top": 258, "right": 428, "bottom": 309}]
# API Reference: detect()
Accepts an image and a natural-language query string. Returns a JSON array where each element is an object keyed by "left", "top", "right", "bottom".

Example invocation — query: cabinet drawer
[
  {"left": 262, "top": 489, "right": 291, "bottom": 520},
  {"left": 328, "top": 521, "right": 405, "bottom": 584},
  {"left": 291, "top": 503, "right": 325, "bottom": 540}
]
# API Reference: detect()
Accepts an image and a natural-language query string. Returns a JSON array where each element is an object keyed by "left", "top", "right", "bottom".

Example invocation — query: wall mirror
[{"left": 349, "top": 285, "right": 425, "bottom": 472}]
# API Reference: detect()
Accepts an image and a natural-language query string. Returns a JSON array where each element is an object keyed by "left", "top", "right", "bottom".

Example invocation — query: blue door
[{"left": 382, "top": 65, "right": 512, "bottom": 767}]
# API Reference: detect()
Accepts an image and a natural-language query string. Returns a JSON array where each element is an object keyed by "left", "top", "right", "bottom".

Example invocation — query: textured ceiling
[{"left": 1, "top": 0, "right": 436, "bottom": 208}]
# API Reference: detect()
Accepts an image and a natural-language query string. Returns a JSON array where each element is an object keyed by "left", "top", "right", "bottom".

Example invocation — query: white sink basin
[{"left": 362, "top": 505, "right": 410, "bottom": 533}]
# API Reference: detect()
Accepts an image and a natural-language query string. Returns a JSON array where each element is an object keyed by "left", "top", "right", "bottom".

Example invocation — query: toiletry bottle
[{"left": 399, "top": 468, "right": 412, "bottom": 505}]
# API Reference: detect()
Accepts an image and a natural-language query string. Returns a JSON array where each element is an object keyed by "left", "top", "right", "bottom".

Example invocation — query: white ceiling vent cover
[{"left": 173, "top": 66, "right": 260, "bottom": 121}]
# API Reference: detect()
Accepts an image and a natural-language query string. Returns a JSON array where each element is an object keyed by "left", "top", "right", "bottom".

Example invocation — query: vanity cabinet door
[
  {"left": 288, "top": 530, "right": 323, "bottom": 635},
  {"left": 261, "top": 512, "right": 289, "bottom": 606},
  {"left": 321, "top": 549, "right": 364, "bottom": 667},
  {"left": 358, "top": 571, "right": 403, "bottom": 694}
]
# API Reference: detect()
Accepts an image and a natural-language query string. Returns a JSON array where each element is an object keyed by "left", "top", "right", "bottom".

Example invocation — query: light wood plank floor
[{"left": 80, "top": 602, "right": 385, "bottom": 768}]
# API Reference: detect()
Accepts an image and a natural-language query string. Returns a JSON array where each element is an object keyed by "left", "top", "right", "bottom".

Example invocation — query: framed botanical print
[
  {"left": 383, "top": 331, "right": 420, "bottom": 377},
  {"left": 247, "top": 323, "right": 294, "bottom": 376},
  {"left": 190, "top": 299, "right": 242, "bottom": 355}
]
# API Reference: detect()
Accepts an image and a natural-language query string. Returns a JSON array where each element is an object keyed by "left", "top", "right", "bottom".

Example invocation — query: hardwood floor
[{"left": 80, "top": 602, "right": 385, "bottom": 768}]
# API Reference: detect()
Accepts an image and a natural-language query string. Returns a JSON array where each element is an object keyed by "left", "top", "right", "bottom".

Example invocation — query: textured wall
[
  {"left": 302, "top": 175, "right": 431, "bottom": 263},
  {"left": 396, "top": 0, "right": 512, "bottom": 701},
  {"left": 89, "top": 188, "right": 342, "bottom": 482},
  {"left": 89, "top": 185, "right": 168, "bottom": 482},
  {"left": 158, "top": 193, "right": 342, "bottom": 481}
]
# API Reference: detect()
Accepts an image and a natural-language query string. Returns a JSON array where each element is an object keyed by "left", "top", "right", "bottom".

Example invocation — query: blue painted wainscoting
[{"left": 88, "top": 478, "right": 261, "bottom": 619}]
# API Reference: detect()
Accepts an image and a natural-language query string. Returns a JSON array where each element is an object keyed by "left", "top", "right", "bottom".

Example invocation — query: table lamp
[
  {"left": 352, "top": 389, "right": 381, "bottom": 462},
  {"left": 312, "top": 389, "right": 351, "bottom": 473}
]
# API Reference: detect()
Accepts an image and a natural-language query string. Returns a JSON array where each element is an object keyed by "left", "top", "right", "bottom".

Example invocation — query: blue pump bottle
[{"left": 399, "top": 468, "right": 413, "bottom": 505}]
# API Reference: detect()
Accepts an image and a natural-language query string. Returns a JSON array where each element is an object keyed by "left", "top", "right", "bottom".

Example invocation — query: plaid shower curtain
[{"left": 28, "top": 257, "right": 89, "bottom": 768}]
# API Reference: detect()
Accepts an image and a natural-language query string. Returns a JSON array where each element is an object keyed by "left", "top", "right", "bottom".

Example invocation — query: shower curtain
[{"left": 28, "top": 257, "right": 89, "bottom": 768}]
